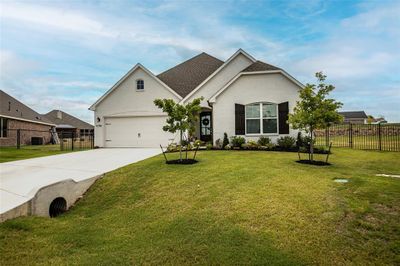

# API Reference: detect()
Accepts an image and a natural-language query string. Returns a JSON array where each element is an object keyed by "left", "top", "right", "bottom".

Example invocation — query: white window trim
[
  {"left": 136, "top": 79, "right": 144, "bottom": 91},
  {"left": 245, "top": 102, "right": 279, "bottom": 136}
]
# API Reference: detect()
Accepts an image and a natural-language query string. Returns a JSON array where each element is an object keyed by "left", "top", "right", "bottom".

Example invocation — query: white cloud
[
  {"left": 291, "top": 2, "right": 400, "bottom": 80},
  {"left": 0, "top": 50, "right": 39, "bottom": 78},
  {"left": 1, "top": 2, "right": 116, "bottom": 38}
]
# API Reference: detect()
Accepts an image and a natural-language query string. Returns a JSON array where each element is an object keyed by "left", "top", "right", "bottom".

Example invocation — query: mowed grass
[
  {"left": 0, "top": 149, "right": 399, "bottom": 265},
  {"left": 0, "top": 145, "right": 69, "bottom": 163}
]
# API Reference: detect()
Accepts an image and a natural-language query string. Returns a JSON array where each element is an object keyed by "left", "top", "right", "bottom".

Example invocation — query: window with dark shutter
[
  {"left": 278, "top": 101, "right": 289, "bottom": 134},
  {"left": 235, "top": 104, "right": 245, "bottom": 135}
]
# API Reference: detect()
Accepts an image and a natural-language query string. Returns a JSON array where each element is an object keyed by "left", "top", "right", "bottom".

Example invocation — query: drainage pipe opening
[{"left": 49, "top": 197, "right": 67, "bottom": 217}]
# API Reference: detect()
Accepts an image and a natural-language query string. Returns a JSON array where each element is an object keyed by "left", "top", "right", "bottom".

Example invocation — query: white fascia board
[
  {"left": 209, "top": 70, "right": 305, "bottom": 103},
  {"left": 0, "top": 115, "right": 56, "bottom": 126},
  {"left": 179, "top": 48, "right": 257, "bottom": 104},
  {"left": 89, "top": 63, "right": 182, "bottom": 111}
]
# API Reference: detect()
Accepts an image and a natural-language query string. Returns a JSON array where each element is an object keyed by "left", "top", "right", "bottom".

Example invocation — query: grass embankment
[{"left": 1, "top": 149, "right": 399, "bottom": 265}]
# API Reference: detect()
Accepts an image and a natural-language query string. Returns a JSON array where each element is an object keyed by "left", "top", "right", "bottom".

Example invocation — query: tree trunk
[
  {"left": 310, "top": 128, "right": 314, "bottom": 161},
  {"left": 179, "top": 129, "right": 183, "bottom": 161}
]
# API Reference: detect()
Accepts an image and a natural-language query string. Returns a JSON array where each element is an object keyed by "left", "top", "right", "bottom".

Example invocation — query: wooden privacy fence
[{"left": 315, "top": 123, "right": 400, "bottom": 152}]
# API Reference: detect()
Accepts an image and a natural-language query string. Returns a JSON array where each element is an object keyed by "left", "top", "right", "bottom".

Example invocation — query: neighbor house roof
[
  {"left": 157, "top": 52, "right": 224, "bottom": 97},
  {"left": 43, "top": 110, "right": 94, "bottom": 129},
  {"left": 242, "top": 60, "right": 280, "bottom": 72},
  {"left": 0, "top": 90, "right": 55, "bottom": 126},
  {"left": 339, "top": 111, "right": 368, "bottom": 119}
]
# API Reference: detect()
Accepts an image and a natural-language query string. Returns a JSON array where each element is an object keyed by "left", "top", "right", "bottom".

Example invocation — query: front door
[{"left": 200, "top": 112, "right": 212, "bottom": 142}]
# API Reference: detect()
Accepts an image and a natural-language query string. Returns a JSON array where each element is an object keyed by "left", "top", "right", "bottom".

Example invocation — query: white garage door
[{"left": 104, "top": 116, "right": 173, "bottom": 147}]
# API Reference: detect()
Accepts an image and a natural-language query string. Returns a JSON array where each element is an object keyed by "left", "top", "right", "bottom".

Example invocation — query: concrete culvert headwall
[
  {"left": 49, "top": 197, "right": 67, "bottom": 217},
  {"left": 0, "top": 175, "right": 102, "bottom": 222}
]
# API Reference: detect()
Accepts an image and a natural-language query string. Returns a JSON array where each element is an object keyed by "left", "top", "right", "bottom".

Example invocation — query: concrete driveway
[{"left": 0, "top": 148, "right": 160, "bottom": 216}]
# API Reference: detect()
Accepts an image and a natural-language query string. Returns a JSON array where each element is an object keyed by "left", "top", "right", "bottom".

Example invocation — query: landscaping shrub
[
  {"left": 277, "top": 136, "right": 296, "bottom": 150},
  {"left": 181, "top": 139, "right": 190, "bottom": 147},
  {"left": 222, "top": 133, "right": 229, "bottom": 149},
  {"left": 206, "top": 142, "right": 213, "bottom": 150},
  {"left": 215, "top": 138, "right": 222, "bottom": 149},
  {"left": 257, "top": 136, "right": 271, "bottom": 146},
  {"left": 296, "top": 132, "right": 315, "bottom": 150},
  {"left": 224, "top": 144, "right": 232, "bottom": 150},
  {"left": 243, "top": 140, "right": 259, "bottom": 150},
  {"left": 259, "top": 143, "right": 275, "bottom": 150},
  {"left": 230, "top": 136, "right": 246, "bottom": 148},
  {"left": 167, "top": 143, "right": 178, "bottom": 152},
  {"left": 296, "top": 132, "right": 305, "bottom": 148},
  {"left": 194, "top": 140, "right": 202, "bottom": 147}
]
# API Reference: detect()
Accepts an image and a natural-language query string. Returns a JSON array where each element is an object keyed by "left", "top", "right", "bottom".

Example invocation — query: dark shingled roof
[
  {"left": 157, "top": 52, "right": 224, "bottom": 97},
  {"left": 242, "top": 60, "right": 280, "bottom": 72},
  {"left": 339, "top": 111, "right": 368, "bottom": 119},
  {"left": 43, "top": 110, "right": 94, "bottom": 129},
  {"left": 0, "top": 90, "right": 54, "bottom": 125}
]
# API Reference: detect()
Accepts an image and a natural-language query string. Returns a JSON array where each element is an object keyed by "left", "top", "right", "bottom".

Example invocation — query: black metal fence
[
  {"left": 315, "top": 123, "right": 400, "bottom": 152},
  {"left": 0, "top": 129, "right": 94, "bottom": 151},
  {"left": 59, "top": 131, "right": 94, "bottom": 151}
]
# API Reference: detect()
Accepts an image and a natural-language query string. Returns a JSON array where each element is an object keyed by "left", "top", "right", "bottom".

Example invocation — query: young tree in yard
[
  {"left": 154, "top": 97, "right": 203, "bottom": 161},
  {"left": 289, "top": 72, "right": 343, "bottom": 161}
]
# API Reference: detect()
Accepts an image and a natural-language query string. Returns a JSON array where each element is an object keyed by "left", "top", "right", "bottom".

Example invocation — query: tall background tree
[
  {"left": 154, "top": 97, "right": 203, "bottom": 161},
  {"left": 289, "top": 72, "right": 343, "bottom": 161}
]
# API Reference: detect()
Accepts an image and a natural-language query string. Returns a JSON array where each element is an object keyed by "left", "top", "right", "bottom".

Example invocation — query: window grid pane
[
  {"left": 262, "top": 103, "right": 277, "bottom": 118},
  {"left": 263, "top": 118, "right": 277, "bottom": 133},
  {"left": 136, "top": 80, "right": 144, "bottom": 90},
  {"left": 246, "top": 119, "right": 260, "bottom": 134},
  {"left": 245, "top": 104, "right": 260, "bottom": 119}
]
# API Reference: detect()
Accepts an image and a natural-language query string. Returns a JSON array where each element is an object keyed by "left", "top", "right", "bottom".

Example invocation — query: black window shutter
[
  {"left": 278, "top": 102, "right": 289, "bottom": 134},
  {"left": 235, "top": 104, "right": 245, "bottom": 135}
]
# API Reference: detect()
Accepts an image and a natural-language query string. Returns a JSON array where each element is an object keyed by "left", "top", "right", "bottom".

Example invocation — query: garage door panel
[{"left": 105, "top": 117, "right": 173, "bottom": 147}]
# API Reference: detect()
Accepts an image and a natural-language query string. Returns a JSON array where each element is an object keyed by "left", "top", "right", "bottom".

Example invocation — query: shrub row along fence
[
  {"left": 314, "top": 123, "right": 400, "bottom": 152},
  {"left": 0, "top": 129, "right": 94, "bottom": 151}
]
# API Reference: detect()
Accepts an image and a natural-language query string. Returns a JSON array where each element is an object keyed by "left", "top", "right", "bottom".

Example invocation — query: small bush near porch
[{"left": 0, "top": 149, "right": 399, "bottom": 265}]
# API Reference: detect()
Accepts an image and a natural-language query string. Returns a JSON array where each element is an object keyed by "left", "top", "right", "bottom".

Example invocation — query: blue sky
[{"left": 1, "top": 0, "right": 399, "bottom": 123}]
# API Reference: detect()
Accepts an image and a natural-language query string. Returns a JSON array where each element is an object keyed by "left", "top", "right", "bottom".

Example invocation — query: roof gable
[
  {"left": 157, "top": 52, "right": 224, "bottom": 98},
  {"left": 89, "top": 63, "right": 181, "bottom": 110},
  {"left": 0, "top": 90, "right": 54, "bottom": 125},
  {"left": 180, "top": 49, "right": 257, "bottom": 103},
  {"left": 43, "top": 110, "right": 94, "bottom": 129},
  {"left": 209, "top": 70, "right": 304, "bottom": 103},
  {"left": 242, "top": 60, "right": 280, "bottom": 72}
]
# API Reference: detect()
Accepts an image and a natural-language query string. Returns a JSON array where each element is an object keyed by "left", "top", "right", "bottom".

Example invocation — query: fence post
[
  {"left": 17, "top": 129, "right": 21, "bottom": 149},
  {"left": 378, "top": 123, "right": 382, "bottom": 151},
  {"left": 60, "top": 132, "right": 64, "bottom": 151},
  {"left": 72, "top": 131, "right": 74, "bottom": 151},
  {"left": 349, "top": 123, "right": 353, "bottom": 148},
  {"left": 91, "top": 132, "right": 94, "bottom": 149},
  {"left": 325, "top": 126, "right": 329, "bottom": 147}
]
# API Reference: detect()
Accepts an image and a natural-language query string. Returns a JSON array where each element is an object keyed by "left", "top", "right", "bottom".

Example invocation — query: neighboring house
[
  {"left": 339, "top": 111, "right": 368, "bottom": 124},
  {"left": 372, "top": 117, "right": 387, "bottom": 124},
  {"left": 0, "top": 90, "right": 55, "bottom": 146},
  {"left": 43, "top": 110, "right": 94, "bottom": 136},
  {"left": 90, "top": 49, "right": 303, "bottom": 148}
]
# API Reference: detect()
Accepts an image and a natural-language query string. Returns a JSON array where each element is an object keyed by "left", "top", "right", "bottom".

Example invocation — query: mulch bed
[
  {"left": 166, "top": 159, "right": 198, "bottom": 165},
  {"left": 296, "top": 160, "right": 331, "bottom": 166}
]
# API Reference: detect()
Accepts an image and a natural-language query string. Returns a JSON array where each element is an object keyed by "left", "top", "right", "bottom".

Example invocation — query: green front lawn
[
  {"left": 1, "top": 149, "right": 399, "bottom": 265},
  {"left": 0, "top": 145, "right": 72, "bottom": 163}
]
